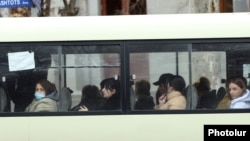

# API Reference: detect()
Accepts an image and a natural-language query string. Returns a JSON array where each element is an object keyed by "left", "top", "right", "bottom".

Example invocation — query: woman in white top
[{"left": 227, "top": 76, "right": 250, "bottom": 109}]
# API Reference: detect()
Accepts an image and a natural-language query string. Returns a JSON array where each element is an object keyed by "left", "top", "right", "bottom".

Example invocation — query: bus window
[
  {"left": 128, "top": 42, "right": 190, "bottom": 111},
  {"left": 192, "top": 42, "right": 250, "bottom": 110},
  {"left": 0, "top": 43, "right": 123, "bottom": 113},
  {"left": 0, "top": 45, "right": 58, "bottom": 112},
  {"left": 61, "top": 44, "right": 122, "bottom": 111}
]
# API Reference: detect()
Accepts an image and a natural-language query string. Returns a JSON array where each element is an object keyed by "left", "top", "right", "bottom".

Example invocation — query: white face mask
[{"left": 34, "top": 92, "right": 45, "bottom": 100}]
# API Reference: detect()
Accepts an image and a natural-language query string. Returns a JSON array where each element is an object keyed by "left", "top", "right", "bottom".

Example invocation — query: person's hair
[
  {"left": 195, "top": 76, "right": 211, "bottom": 96},
  {"left": 101, "top": 78, "right": 120, "bottom": 92},
  {"left": 36, "top": 79, "right": 56, "bottom": 95},
  {"left": 81, "top": 85, "right": 100, "bottom": 99},
  {"left": 168, "top": 75, "right": 186, "bottom": 93},
  {"left": 226, "top": 76, "right": 247, "bottom": 94},
  {"left": 155, "top": 88, "right": 161, "bottom": 105},
  {"left": 135, "top": 79, "right": 151, "bottom": 98},
  {"left": 100, "top": 79, "right": 106, "bottom": 90},
  {"left": 101, "top": 77, "right": 121, "bottom": 110}
]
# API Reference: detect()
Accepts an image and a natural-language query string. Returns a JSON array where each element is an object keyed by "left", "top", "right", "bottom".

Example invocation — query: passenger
[
  {"left": 100, "top": 78, "right": 120, "bottom": 110},
  {"left": 216, "top": 92, "right": 230, "bottom": 109},
  {"left": 71, "top": 85, "right": 104, "bottom": 111},
  {"left": 195, "top": 76, "right": 217, "bottom": 109},
  {"left": 227, "top": 76, "right": 250, "bottom": 109},
  {"left": 25, "top": 79, "right": 59, "bottom": 112},
  {"left": 153, "top": 73, "right": 174, "bottom": 108},
  {"left": 134, "top": 79, "right": 155, "bottom": 110},
  {"left": 156, "top": 75, "right": 187, "bottom": 110},
  {"left": 3, "top": 47, "right": 54, "bottom": 112},
  {"left": 77, "top": 78, "right": 120, "bottom": 111},
  {"left": 194, "top": 77, "right": 211, "bottom": 98}
]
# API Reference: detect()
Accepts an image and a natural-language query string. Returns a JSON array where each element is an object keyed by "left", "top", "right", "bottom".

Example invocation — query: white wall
[
  {"left": 146, "top": 0, "right": 189, "bottom": 14},
  {"left": 146, "top": 0, "right": 220, "bottom": 14}
]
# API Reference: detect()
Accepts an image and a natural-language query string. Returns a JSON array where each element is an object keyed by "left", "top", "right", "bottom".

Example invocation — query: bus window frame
[{"left": 0, "top": 38, "right": 250, "bottom": 116}]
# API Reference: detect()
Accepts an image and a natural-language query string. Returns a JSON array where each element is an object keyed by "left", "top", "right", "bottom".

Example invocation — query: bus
[{"left": 0, "top": 13, "right": 250, "bottom": 141}]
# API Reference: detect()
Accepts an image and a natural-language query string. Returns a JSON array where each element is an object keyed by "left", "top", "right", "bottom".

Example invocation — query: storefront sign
[{"left": 0, "top": 0, "right": 32, "bottom": 8}]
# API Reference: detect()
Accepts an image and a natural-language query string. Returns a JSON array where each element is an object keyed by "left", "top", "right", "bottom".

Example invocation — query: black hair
[
  {"left": 81, "top": 85, "right": 100, "bottom": 99},
  {"left": 100, "top": 77, "right": 121, "bottom": 110},
  {"left": 102, "top": 78, "right": 120, "bottom": 92},
  {"left": 168, "top": 75, "right": 186, "bottom": 93}
]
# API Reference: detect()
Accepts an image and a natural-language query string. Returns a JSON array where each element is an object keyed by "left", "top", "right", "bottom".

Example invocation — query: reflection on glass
[
  {"left": 129, "top": 43, "right": 189, "bottom": 111},
  {"left": 61, "top": 45, "right": 121, "bottom": 111}
]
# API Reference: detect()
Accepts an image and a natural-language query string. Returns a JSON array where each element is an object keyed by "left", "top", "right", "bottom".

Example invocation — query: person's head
[
  {"left": 196, "top": 77, "right": 211, "bottom": 92},
  {"left": 194, "top": 76, "right": 211, "bottom": 96},
  {"left": 226, "top": 76, "right": 247, "bottom": 100},
  {"left": 81, "top": 85, "right": 99, "bottom": 99},
  {"left": 135, "top": 79, "right": 151, "bottom": 98},
  {"left": 35, "top": 79, "right": 56, "bottom": 100},
  {"left": 101, "top": 78, "right": 120, "bottom": 99},
  {"left": 167, "top": 75, "right": 186, "bottom": 94},
  {"left": 153, "top": 73, "right": 174, "bottom": 94}
]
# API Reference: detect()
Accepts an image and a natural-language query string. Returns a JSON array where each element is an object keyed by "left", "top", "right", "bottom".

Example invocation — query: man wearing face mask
[{"left": 25, "top": 79, "right": 59, "bottom": 112}]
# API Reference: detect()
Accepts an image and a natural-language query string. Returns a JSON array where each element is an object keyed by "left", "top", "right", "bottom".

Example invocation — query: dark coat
[
  {"left": 101, "top": 93, "right": 120, "bottom": 110},
  {"left": 197, "top": 89, "right": 217, "bottom": 109},
  {"left": 71, "top": 97, "right": 104, "bottom": 111},
  {"left": 135, "top": 96, "right": 155, "bottom": 110}
]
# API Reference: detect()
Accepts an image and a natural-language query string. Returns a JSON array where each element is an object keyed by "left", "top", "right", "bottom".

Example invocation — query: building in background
[{"left": 0, "top": 0, "right": 250, "bottom": 17}]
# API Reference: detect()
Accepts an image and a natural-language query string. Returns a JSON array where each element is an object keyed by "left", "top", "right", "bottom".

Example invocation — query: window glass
[
  {"left": 1, "top": 41, "right": 250, "bottom": 114},
  {"left": 62, "top": 45, "right": 121, "bottom": 111},
  {"left": 129, "top": 43, "right": 190, "bottom": 111},
  {"left": 0, "top": 45, "right": 58, "bottom": 112},
  {"left": 192, "top": 43, "right": 250, "bottom": 110}
]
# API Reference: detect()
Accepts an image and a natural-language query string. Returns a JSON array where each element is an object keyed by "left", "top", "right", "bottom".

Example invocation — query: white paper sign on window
[{"left": 8, "top": 51, "right": 35, "bottom": 71}]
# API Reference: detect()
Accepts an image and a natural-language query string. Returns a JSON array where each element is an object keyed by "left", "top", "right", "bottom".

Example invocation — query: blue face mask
[{"left": 34, "top": 92, "right": 45, "bottom": 100}]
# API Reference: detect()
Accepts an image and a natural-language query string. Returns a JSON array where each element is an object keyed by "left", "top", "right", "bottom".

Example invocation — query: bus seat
[
  {"left": 0, "top": 86, "right": 8, "bottom": 112},
  {"left": 197, "top": 89, "right": 217, "bottom": 109},
  {"left": 58, "top": 87, "right": 73, "bottom": 112},
  {"left": 215, "top": 87, "right": 226, "bottom": 107},
  {"left": 185, "top": 85, "right": 198, "bottom": 110},
  {"left": 130, "top": 87, "right": 135, "bottom": 110}
]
